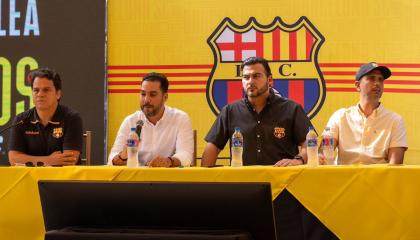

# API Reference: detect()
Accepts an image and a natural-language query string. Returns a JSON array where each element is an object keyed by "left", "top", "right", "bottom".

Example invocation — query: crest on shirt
[
  {"left": 206, "top": 17, "right": 326, "bottom": 119},
  {"left": 274, "top": 127, "right": 285, "bottom": 139},
  {"left": 52, "top": 127, "right": 63, "bottom": 138}
]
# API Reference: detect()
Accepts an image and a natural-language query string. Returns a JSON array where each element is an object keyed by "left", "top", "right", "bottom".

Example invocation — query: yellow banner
[{"left": 108, "top": 0, "right": 420, "bottom": 164}]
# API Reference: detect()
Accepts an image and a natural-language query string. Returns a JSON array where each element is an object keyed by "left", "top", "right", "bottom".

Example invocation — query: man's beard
[
  {"left": 246, "top": 82, "right": 269, "bottom": 98},
  {"left": 141, "top": 103, "right": 163, "bottom": 117}
]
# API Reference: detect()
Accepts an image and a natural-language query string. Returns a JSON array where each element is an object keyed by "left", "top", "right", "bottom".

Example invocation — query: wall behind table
[
  {"left": 0, "top": 0, "right": 106, "bottom": 165},
  {"left": 108, "top": 0, "right": 420, "bottom": 164}
]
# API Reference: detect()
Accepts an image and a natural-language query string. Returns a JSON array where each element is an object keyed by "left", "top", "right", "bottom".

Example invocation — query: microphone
[
  {"left": 135, "top": 120, "right": 144, "bottom": 139},
  {"left": 0, "top": 120, "right": 24, "bottom": 135}
]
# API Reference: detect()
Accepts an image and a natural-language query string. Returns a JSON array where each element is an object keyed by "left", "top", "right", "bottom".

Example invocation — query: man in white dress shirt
[
  {"left": 322, "top": 62, "right": 407, "bottom": 165},
  {"left": 108, "top": 72, "right": 193, "bottom": 167}
]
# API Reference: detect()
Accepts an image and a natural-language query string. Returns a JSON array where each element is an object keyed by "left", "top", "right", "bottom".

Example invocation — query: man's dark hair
[
  {"left": 142, "top": 72, "right": 169, "bottom": 93},
  {"left": 240, "top": 57, "right": 272, "bottom": 77},
  {"left": 28, "top": 68, "right": 62, "bottom": 91}
]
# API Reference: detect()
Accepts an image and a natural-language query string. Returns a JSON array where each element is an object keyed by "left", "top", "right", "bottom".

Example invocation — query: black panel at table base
[
  {"left": 274, "top": 189, "right": 339, "bottom": 240},
  {"left": 45, "top": 228, "right": 252, "bottom": 240}
]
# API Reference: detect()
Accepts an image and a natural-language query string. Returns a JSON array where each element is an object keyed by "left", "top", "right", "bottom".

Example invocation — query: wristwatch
[
  {"left": 118, "top": 153, "right": 127, "bottom": 161},
  {"left": 167, "top": 157, "right": 174, "bottom": 167},
  {"left": 293, "top": 155, "right": 304, "bottom": 163}
]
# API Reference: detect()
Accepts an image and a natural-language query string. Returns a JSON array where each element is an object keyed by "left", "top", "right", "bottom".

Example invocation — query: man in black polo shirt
[
  {"left": 202, "top": 57, "right": 313, "bottom": 166},
  {"left": 8, "top": 68, "right": 83, "bottom": 166}
]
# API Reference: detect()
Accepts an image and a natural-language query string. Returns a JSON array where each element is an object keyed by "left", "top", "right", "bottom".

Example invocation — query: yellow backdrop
[{"left": 108, "top": 0, "right": 420, "bottom": 164}]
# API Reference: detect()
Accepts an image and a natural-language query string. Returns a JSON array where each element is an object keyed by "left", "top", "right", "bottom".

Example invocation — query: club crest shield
[
  {"left": 274, "top": 127, "right": 286, "bottom": 139},
  {"left": 52, "top": 127, "right": 63, "bottom": 138},
  {"left": 206, "top": 17, "right": 326, "bottom": 119}
]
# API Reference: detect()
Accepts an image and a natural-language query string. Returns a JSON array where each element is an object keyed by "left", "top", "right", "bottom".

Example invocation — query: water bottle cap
[
  {"left": 325, "top": 127, "right": 330, "bottom": 131},
  {"left": 308, "top": 126, "right": 314, "bottom": 131},
  {"left": 234, "top": 127, "right": 240, "bottom": 132},
  {"left": 130, "top": 127, "right": 136, "bottom": 131}
]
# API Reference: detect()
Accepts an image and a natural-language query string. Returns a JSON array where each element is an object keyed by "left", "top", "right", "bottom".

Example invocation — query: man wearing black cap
[{"left": 321, "top": 62, "right": 407, "bottom": 164}]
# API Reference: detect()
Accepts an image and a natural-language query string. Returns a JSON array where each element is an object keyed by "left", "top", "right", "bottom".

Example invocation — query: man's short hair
[
  {"left": 142, "top": 72, "right": 169, "bottom": 93},
  {"left": 240, "top": 57, "right": 272, "bottom": 77},
  {"left": 28, "top": 68, "right": 62, "bottom": 91}
]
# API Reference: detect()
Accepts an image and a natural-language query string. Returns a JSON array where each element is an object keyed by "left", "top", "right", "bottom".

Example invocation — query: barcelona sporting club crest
[
  {"left": 274, "top": 127, "right": 286, "bottom": 139},
  {"left": 52, "top": 127, "right": 63, "bottom": 138},
  {"left": 206, "top": 17, "right": 326, "bottom": 119}
]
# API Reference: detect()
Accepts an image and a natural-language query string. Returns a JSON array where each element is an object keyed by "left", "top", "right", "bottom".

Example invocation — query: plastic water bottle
[
  {"left": 231, "top": 127, "right": 243, "bottom": 167},
  {"left": 126, "top": 127, "right": 139, "bottom": 168},
  {"left": 306, "top": 127, "right": 319, "bottom": 167},
  {"left": 322, "top": 127, "right": 335, "bottom": 165}
]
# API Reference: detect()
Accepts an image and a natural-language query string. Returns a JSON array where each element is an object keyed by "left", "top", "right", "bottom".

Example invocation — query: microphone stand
[{"left": 0, "top": 120, "right": 24, "bottom": 135}]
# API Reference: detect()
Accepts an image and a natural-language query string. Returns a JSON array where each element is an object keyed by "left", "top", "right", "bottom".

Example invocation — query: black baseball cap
[{"left": 355, "top": 62, "right": 391, "bottom": 81}]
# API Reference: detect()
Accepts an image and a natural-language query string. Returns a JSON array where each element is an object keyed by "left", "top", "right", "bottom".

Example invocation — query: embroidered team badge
[
  {"left": 274, "top": 127, "right": 285, "bottom": 139},
  {"left": 206, "top": 17, "right": 326, "bottom": 119},
  {"left": 52, "top": 127, "right": 63, "bottom": 138}
]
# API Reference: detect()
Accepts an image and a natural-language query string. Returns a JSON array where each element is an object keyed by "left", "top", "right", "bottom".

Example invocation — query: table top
[{"left": 0, "top": 164, "right": 419, "bottom": 240}]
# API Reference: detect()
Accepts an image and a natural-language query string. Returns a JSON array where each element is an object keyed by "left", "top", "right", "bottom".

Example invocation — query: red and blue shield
[{"left": 206, "top": 17, "right": 325, "bottom": 119}]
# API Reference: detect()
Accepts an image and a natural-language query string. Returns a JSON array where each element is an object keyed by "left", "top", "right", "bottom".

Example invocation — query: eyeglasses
[{"left": 25, "top": 162, "right": 44, "bottom": 167}]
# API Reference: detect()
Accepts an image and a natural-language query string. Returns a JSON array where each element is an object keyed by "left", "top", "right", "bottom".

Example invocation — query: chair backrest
[
  {"left": 81, "top": 131, "right": 92, "bottom": 165},
  {"left": 191, "top": 129, "right": 197, "bottom": 166}
]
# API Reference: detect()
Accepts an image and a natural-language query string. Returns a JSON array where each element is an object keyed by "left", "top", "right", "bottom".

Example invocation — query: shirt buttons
[
  {"left": 257, "top": 121, "right": 261, "bottom": 124},
  {"left": 257, "top": 149, "right": 261, "bottom": 153},
  {"left": 257, "top": 135, "right": 260, "bottom": 138}
]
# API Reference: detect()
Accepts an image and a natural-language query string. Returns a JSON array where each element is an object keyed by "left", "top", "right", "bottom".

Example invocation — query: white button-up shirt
[
  {"left": 108, "top": 106, "right": 193, "bottom": 166},
  {"left": 325, "top": 104, "right": 407, "bottom": 164}
]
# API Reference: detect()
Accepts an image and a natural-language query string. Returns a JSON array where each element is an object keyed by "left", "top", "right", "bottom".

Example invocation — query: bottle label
[
  {"left": 127, "top": 139, "right": 138, "bottom": 147},
  {"left": 232, "top": 139, "right": 243, "bottom": 147},
  {"left": 307, "top": 139, "right": 317, "bottom": 147},
  {"left": 322, "top": 138, "right": 334, "bottom": 146}
]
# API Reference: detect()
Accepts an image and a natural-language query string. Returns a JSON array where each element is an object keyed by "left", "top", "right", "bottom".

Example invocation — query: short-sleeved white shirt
[
  {"left": 108, "top": 106, "right": 194, "bottom": 166},
  {"left": 325, "top": 104, "right": 407, "bottom": 164}
]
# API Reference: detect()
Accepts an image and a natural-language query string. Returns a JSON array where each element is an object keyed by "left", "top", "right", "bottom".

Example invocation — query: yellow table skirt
[{"left": 0, "top": 165, "right": 419, "bottom": 240}]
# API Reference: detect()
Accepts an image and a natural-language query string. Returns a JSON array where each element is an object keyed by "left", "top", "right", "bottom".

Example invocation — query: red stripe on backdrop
[
  {"left": 289, "top": 31, "right": 297, "bottom": 60},
  {"left": 320, "top": 63, "right": 420, "bottom": 68},
  {"left": 391, "top": 72, "right": 420, "bottom": 76},
  {"left": 227, "top": 81, "right": 242, "bottom": 103},
  {"left": 383, "top": 64, "right": 420, "bottom": 68},
  {"left": 169, "top": 89, "right": 207, "bottom": 93},
  {"left": 305, "top": 28, "right": 313, "bottom": 60},
  {"left": 256, "top": 31, "right": 264, "bottom": 58},
  {"left": 109, "top": 81, "right": 139, "bottom": 85},
  {"left": 323, "top": 71, "right": 357, "bottom": 75},
  {"left": 234, "top": 33, "right": 243, "bottom": 61},
  {"left": 326, "top": 80, "right": 420, "bottom": 85},
  {"left": 108, "top": 64, "right": 213, "bottom": 70},
  {"left": 325, "top": 80, "right": 355, "bottom": 84},
  {"left": 320, "top": 63, "right": 363, "bottom": 68},
  {"left": 385, "top": 80, "right": 420, "bottom": 85},
  {"left": 107, "top": 63, "right": 420, "bottom": 70},
  {"left": 323, "top": 71, "right": 420, "bottom": 76},
  {"left": 327, "top": 88, "right": 420, "bottom": 94},
  {"left": 108, "top": 72, "right": 209, "bottom": 78},
  {"left": 288, "top": 80, "right": 304, "bottom": 106},
  {"left": 326, "top": 88, "right": 355, "bottom": 92},
  {"left": 272, "top": 29, "right": 280, "bottom": 60},
  {"left": 383, "top": 88, "right": 420, "bottom": 93},
  {"left": 108, "top": 81, "right": 207, "bottom": 85},
  {"left": 109, "top": 89, "right": 139, "bottom": 93},
  {"left": 109, "top": 89, "right": 206, "bottom": 94}
]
